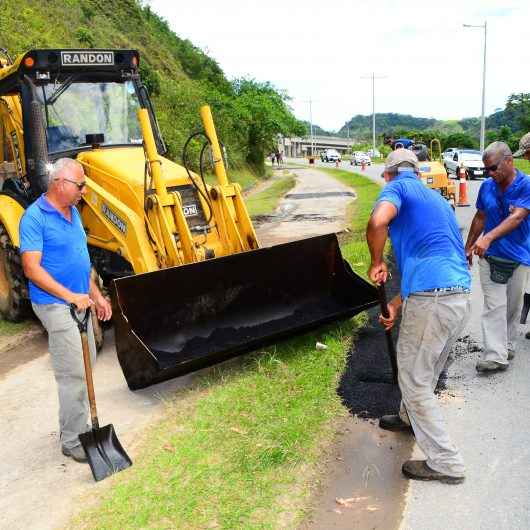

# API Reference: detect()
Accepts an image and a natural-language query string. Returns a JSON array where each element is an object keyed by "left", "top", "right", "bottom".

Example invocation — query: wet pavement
[{"left": 254, "top": 166, "right": 357, "bottom": 247}]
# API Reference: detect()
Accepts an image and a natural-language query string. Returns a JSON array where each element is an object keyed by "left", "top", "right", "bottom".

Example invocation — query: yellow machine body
[{"left": 0, "top": 49, "right": 378, "bottom": 388}]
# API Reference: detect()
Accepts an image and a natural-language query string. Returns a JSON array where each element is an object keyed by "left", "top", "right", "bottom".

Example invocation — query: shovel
[
  {"left": 70, "top": 304, "right": 132, "bottom": 482},
  {"left": 358, "top": 282, "right": 399, "bottom": 385},
  {"left": 377, "top": 283, "right": 398, "bottom": 384}
]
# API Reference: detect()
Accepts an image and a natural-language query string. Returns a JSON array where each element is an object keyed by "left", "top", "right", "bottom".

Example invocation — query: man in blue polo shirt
[
  {"left": 465, "top": 141, "right": 530, "bottom": 372},
  {"left": 366, "top": 148, "right": 471, "bottom": 484},
  {"left": 19, "top": 158, "right": 112, "bottom": 463}
]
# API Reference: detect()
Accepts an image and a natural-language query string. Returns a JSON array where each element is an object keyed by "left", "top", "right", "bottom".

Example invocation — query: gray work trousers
[
  {"left": 479, "top": 257, "right": 530, "bottom": 364},
  {"left": 397, "top": 291, "right": 471, "bottom": 477},
  {"left": 32, "top": 303, "right": 96, "bottom": 450}
]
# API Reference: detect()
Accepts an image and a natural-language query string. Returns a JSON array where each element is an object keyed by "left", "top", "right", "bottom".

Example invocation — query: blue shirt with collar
[
  {"left": 476, "top": 169, "right": 530, "bottom": 265},
  {"left": 376, "top": 170, "right": 470, "bottom": 299},
  {"left": 19, "top": 194, "right": 91, "bottom": 305}
]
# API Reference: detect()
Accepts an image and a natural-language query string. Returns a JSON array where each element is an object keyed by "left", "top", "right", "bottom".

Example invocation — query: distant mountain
[{"left": 300, "top": 121, "right": 335, "bottom": 137}]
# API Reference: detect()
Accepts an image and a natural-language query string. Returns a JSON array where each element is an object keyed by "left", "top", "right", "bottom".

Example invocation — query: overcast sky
[{"left": 147, "top": 0, "right": 529, "bottom": 132}]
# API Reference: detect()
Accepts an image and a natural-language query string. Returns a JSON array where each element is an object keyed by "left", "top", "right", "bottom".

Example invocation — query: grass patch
[
  {"left": 72, "top": 170, "right": 382, "bottom": 530},
  {"left": 0, "top": 319, "right": 31, "bottom": 336},
  {"left": 515, "top": 159, "right": 530, "bottom": 174},
  {"left": 205, "top": 166, "right": 262, "bottom": 192},
  {"left": 246, "top": 175, "right": 296, "bottom": 217}
]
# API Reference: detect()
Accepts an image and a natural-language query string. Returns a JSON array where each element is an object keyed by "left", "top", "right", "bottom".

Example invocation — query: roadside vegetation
[
  {"left": 71, "top": 170, "right": 379, "bottom": 530},
  {"left": 246, "top": 173, "right": 296, "bottom": 217}
]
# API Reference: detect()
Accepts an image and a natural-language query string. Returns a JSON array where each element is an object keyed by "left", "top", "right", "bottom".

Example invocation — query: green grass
[
  {"left": 515, "top": 159, "right": 530, "bottom": 174},
  {"left": 72, "top": 170, "right": 381, "bottom": 530},
  {"left": 246, "top": 175, "right": 296, "bottom": 217},
  {"left": 0, "top": 319, "right": 31, "bottom": 336}
]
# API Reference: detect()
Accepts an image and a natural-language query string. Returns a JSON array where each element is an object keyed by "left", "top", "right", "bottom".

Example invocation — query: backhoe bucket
[{"left": 112, "top": 233, "right": 379, "bottom": 390}]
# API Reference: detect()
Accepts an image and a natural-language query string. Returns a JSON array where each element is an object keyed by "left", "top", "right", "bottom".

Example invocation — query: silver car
[{"left": 445, "top": 149, "right": 485, "bottom": 180}]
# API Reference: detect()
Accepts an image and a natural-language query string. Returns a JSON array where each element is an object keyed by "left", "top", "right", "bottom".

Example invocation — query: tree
[
  {"left": 231, "top": 79, "right": 305, "bottom": 174},
  {"left": 504, "top": 93, "right": 530, "bottom": 132}
]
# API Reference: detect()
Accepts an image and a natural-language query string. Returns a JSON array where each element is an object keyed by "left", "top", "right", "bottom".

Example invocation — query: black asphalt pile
[
  {"left": 338, "top": 256, "right": 402, "bottom": 420},
  {"left": 339, "top": 257, "right": 481, "bottom": 418}
]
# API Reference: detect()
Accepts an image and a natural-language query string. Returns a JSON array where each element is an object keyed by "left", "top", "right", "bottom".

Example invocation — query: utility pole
[
  {"left": 309, "top": 97, "right": 314, "bottom": 156},
  {"left": 463, "top": 21, "right": 487, "bottom": 152},
  {"left": 361, "top": 73, "right": 387, "bottom": 155}
]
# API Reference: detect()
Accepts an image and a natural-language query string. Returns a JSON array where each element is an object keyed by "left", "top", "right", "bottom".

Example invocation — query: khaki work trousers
[
  {"left": 32, "top": 303, "right": 97, "bottom": 450},
  {"left": 397, "top": 291, "right": 471, "bottom": 477},
  {"left": 479, "top": 257, "right": 530, "bottom": 365}
]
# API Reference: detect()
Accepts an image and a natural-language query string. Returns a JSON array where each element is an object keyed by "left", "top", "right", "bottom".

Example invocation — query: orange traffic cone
[
  {"left": 457, "top": 166, "right": 470, "bottom": 207},
  {"left": 361, "top": 160, "right": 366, "bottom": 171}
]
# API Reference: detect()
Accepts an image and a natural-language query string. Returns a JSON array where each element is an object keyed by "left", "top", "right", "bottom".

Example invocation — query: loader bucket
[{"left": 112, "top": 233, "right": 379, "bottom": 390}]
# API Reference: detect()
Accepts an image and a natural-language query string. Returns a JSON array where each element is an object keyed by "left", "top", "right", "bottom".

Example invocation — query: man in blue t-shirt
[
  {"left": 465, "top": 141, "right": 530, "bottom": 372},
  {"left": 19, "top": 158, "right": 112, "bottom": 464},
  {"left": 366, "top": 148, "right": 471, "bottom": 484}
]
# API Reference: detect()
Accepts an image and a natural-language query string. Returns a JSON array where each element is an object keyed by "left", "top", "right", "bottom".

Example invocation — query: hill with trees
[
  {"left": 0, "top": 0, "right": 304, "bottom": 174},
  {"left": 333, "top": 95, "right": 530, "bottom": 151}
]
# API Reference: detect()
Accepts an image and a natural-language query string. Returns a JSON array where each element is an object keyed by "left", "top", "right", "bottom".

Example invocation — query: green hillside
[
  {"left": 337, "top": 95, "right": 530, "bottom": 151},
  {"left": 0, "top": 0, "right": 303, "bottom": 174}
]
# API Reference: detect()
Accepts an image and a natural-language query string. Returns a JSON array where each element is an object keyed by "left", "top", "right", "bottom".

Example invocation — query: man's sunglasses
[
  {"left": 484, "top": 156, "right": 508, "bottom": 173},
  {"left": 57, "top": 177, "right": 87, "bottom": 190}
]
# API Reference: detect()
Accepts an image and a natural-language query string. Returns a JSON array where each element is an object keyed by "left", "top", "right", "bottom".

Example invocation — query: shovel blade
[{"left": 79, "top": 424, "right": 132, "bottom": 482}]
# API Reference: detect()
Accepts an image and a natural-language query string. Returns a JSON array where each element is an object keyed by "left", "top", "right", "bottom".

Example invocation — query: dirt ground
[{"left": 0, "top": 165, "right": 362, "bottom": 530}]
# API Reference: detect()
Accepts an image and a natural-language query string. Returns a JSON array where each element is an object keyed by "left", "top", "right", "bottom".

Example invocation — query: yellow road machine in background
[
  {"left": 391, "top": 137, "right": 456, "bottom": 207},
  {"left": 0, "top": 49, "right": 378, "bottom": 389}
]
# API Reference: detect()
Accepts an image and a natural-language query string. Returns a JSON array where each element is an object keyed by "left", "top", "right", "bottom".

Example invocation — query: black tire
[{"left": 0, "top": 224, "right": 30, "bottom": 322}]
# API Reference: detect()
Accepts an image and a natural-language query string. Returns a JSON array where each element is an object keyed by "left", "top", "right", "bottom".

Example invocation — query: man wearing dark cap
[
  {"left": 366, "top": 149, "right": 471, "bottom": 484},
  {"left": 465, "top": 141, "right": 530, "bottom": 370}
]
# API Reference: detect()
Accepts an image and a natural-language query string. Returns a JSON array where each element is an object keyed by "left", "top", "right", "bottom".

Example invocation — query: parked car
[
  {"left": 320, "top": 149, "right": 341, "bottom": 163},
  {"left": 442, "top": 147, "right": 459, "bottom": 164},
  {"left": 444, "top": 149, "right": 485, "bottom": 179},
  {"left": 351, "top": 151, "right": 372, "bottom": 166}
]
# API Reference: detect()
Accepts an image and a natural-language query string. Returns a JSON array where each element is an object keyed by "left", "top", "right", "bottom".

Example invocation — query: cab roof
[{"left": 0, "top": 49, "right": 139, "bottom": 94}]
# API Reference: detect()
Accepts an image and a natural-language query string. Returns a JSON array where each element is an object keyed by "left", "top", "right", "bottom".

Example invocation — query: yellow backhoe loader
[{"left": 0, "top": 48, "right": 378, "bottom": 389}]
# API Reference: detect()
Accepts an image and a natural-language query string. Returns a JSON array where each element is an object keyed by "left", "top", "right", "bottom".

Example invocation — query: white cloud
[{"left": 147, "top": 0, "right": 530, "bottom": 131}]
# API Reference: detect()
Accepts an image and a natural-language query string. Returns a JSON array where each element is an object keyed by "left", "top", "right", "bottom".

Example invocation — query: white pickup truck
[
  {"left": 320, "top": 149, "right": 341, "bottom": 163},
  {"left": 444, "top": 149, "right": 485, "bottom": 180}
]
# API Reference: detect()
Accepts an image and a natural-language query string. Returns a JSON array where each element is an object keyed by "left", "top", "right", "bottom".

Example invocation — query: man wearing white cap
[{"left": 366, "top": 148, "right": 471, "bottom": 484}]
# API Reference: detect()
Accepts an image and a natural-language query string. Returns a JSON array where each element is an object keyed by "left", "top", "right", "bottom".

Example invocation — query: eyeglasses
[
  {"left": 57, "top": 178, "right": 87, "bottom": 190},
  {"left": 484, "top": 156, "right": 508, "bottom": 173}
]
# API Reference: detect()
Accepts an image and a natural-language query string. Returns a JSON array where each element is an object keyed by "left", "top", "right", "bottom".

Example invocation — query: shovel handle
[
  {"left": 70, "top": 304, "right": 99, "bottom": 430},
  {"left": 69, "top": 304, "right": 90, "bottom": 333},
  {"left": 377, "top": 284, "right": 398, "bottom": 384}
]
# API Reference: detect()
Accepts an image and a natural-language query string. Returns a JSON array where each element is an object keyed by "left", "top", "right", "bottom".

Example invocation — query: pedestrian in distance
[
  {"left": 19, "top": 158, "right": 112, "bottom": 464},
  {"left": 465, "top": 141, "right": 530, "bottom": 372},
  {"left": 270, "top": 152, "right": 276, "bottom": 166},
  {"left": 512, "top": 132, "right": 530, "bottom": 340},
  {"left": 366, "top": 148, "right": 471, "bottom": 484}
]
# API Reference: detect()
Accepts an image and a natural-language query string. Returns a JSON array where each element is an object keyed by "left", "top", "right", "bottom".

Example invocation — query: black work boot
[
  {"left": 62, "top": 444, "right": 88, "bottom": 463},
  {"left": 379, "top": 414, "right": 413, "bottom": 433},
  {"left": 402, "top": 460, "right": 464, "bottom": 484}
]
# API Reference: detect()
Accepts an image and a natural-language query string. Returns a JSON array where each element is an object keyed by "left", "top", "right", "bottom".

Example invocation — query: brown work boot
[
  {"left": 402, "top": 460, "right": 464, "bottom": 484},
  {"left": 62, "top": 444, "right": 88, "bottom": 463},
  {"left": 476, "top": 360, "right": 508, "bottom": 373},
  {"left": 379, "top": 414, "right": 413, "bottom": 433},
  {"left": 508, "top": 350, "right": 515, "bottom": 361}
]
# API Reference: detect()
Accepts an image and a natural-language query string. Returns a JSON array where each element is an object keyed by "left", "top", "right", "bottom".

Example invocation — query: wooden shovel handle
[{"left": 70, "top": 304, "right": 99, "bottom": 430}]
